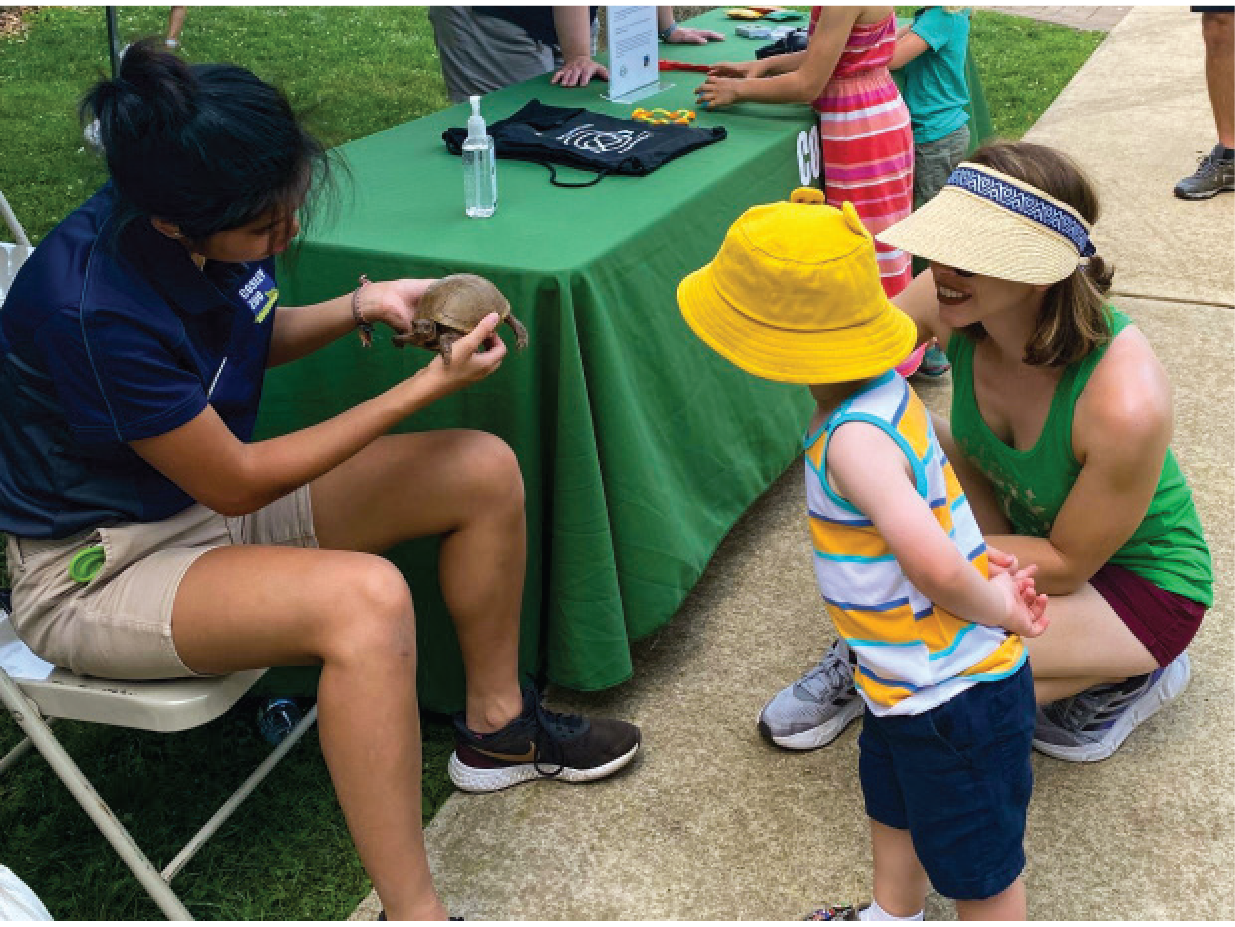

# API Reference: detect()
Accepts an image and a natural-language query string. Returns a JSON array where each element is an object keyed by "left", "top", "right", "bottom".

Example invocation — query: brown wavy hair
[{"left": 962, "top": 141, "right": 1115, "bottom": 367}]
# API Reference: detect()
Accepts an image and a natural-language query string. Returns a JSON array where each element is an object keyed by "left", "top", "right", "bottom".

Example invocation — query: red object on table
[{"left": 659, "top": 59, "right": 712, "bottom": 73}]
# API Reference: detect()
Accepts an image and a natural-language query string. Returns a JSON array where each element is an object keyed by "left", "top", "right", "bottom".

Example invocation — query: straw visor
[
  {"left": 678, "top": 193, "right": 918, "bottom": 385},
  {"left": 876, "top": 162, "right": 1095, "bottom": 285}
]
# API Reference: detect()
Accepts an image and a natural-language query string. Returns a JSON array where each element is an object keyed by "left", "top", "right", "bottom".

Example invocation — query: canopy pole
[{"left": 106, "top": 7, "right": 120, "bottom": 77}]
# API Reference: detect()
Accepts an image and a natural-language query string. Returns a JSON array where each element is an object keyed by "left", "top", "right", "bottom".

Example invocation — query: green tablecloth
[{"left": 260, "top": 10, "right": 990, "bottom": 713}]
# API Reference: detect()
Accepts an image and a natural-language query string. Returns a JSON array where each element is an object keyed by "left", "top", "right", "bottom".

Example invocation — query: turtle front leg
[
  {"left": 438, "top": 331, "right": 461, "bottom": 366},
  {"left": 505, "top": 314, "right": 529, "bottom": 350}
]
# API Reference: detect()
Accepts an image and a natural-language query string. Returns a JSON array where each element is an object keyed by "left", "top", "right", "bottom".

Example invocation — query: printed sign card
[{"left": 604, "top": 6, "right": 669, "bottom": 103}]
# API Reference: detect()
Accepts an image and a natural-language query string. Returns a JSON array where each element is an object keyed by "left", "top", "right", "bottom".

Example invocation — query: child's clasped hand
[{"left": 990, "top": 566, "right": 1050, "bottom": 639}]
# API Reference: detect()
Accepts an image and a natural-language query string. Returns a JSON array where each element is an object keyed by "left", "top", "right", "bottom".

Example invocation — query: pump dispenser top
[
  {"left": 461, "top": 95, "right": 497, "bottom": 217},
  {"left": 467, "top": 95, "right": 487, "bottom": 141}
]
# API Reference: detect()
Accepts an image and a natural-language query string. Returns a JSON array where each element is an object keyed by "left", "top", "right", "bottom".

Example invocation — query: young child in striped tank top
[{"left": 677, "top": 187, "right": 1048, "bottom": 921}]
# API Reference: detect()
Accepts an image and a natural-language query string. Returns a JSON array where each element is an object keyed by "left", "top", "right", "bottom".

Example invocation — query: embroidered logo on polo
[
  {"left": 947, "top": 166, "right": 1096, "bottom": 258},
  {"left": 554, "top": 123, "right": 653, "bottom": 156},
  {"left": 237, "top": 267, "right": 279, "bottom": 323}
]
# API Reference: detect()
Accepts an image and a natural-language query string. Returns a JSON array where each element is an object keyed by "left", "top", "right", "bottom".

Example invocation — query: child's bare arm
[
  {"left": 890, "top": 28, "right": 929, "bottom": 70},
  {"left": 828, "top": 422, "right": 1048, "bottom": 636}
]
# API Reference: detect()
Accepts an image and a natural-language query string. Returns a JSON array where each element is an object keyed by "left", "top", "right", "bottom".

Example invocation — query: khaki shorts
[{"left": 5, "top": 487, "right": 317, "bottom": 680}]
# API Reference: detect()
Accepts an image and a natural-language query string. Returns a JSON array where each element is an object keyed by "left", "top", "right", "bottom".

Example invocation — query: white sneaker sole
[
  {"left": 1032, "top": 653, "right": 1192, "bottom": 763},
  {"left": 448, "top": 742, "right": 641, "bottom": 793},
  {"left": 761, "top": 697, "right": 864, "bottom": 751},
  {"left": 1174, "top": 183, "right": 1235, "bottom": 200}
]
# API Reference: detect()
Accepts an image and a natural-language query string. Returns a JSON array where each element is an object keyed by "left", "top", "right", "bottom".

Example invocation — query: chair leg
[
  {"left": 0, "top": 671, "right": 194, "bottom": 921},
  {"left": 162, "top": 704, "right": 319, "bottom": 882},
  {"left": 0, "top": 732, "right": 37, "bottom": 775}
]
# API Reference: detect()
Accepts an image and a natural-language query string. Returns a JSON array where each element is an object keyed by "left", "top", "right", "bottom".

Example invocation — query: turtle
[{"left": 392, "top": 273, "right": 528, "bottom": 365}]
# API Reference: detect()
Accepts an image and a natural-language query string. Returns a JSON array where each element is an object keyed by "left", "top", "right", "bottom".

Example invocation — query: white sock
[{"left": 859, "top": 898, "right": 924, "bottom": 921}]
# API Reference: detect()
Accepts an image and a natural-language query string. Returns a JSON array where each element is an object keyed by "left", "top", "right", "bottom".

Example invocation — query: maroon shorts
[{"left": 1089, "top": 563, "right": 1206, "bottom": 667}]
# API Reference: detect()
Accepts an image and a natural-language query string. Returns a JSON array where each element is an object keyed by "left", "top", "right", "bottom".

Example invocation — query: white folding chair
[
  {"left": 0, "top": 598, "right": 318, "bottom": 920},
  {"left": 0, "top": 191, "right": 35, "bottom": 305}
]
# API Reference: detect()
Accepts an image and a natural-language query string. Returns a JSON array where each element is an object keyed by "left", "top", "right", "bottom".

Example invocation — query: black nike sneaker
[{"left": 448, "top": 686, "right": 641, "bottom": 792}]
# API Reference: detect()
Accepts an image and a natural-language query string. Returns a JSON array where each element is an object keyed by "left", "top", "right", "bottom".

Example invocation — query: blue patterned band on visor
[{"left": 947, "top": 166, "right": 1096, "bottom": 258}]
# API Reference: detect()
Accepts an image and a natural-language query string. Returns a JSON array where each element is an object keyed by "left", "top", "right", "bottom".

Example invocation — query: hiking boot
[
  {"left": 804, "top": 904, "right": 863, "bottom": 921},
  {"left": 758, "top": 640, "right": 863, "bottom": 750},
  {"left": 1173, "top": 145, "right": 1235, "bottom": 200},
  {"left": 448, "top": 686, "right": 641, "bottom": 792},
  {"left": 1032, "top": 651, "right": 1191, "bottom": 763}
]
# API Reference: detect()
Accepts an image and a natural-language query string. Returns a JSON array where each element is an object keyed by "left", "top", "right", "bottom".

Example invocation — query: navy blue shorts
[{"left": 858, "top": 662, "right": 1035, "bottom": 901}]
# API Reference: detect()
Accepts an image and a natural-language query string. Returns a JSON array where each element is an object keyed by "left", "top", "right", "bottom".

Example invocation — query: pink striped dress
[{"left": 809, "top": 9, "right": 914, "bottom": 299}]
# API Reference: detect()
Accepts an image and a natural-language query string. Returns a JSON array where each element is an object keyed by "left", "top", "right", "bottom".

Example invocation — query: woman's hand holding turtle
[
  {"left": 415, "top": 312, "right": 507, "bottom": 400},
  {"left": 358, "top": 277, "right": 436, "bottom": 336}
]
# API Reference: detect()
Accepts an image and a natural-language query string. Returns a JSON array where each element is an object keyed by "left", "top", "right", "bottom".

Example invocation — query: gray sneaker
[
  {"left": 1033, "top": 651, "right": 1192, "bottom": 763},
  {"left": 1174, "top": 145, "right": 1234, "bottom": 200},
  {"left": 758, "top": 640, "right": 863, "bottom": 750}
]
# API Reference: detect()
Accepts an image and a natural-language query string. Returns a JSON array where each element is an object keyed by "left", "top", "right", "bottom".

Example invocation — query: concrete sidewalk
[
  {"left": 354, "top": 7, "right": 1234, "bottom": 920},
  {"left": 1000, "top": 6, "right": 1131, "bottom": 32}
]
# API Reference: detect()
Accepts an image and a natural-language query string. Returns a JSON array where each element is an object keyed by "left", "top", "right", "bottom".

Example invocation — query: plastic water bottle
[
  {"left": 462, "top": 94, "right": 497, "bottom": 218},
  {"left": 256, "top": 696, "right": 304, "bottom": 745}
]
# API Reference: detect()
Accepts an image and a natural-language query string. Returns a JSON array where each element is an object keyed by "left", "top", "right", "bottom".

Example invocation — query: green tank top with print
[{"left": 946, "top": 308, "right": 1213, "bottom": 606}]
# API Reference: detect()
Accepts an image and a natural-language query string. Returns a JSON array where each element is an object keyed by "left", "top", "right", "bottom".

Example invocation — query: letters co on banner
[{"left": 797, "top": 125, "right": 822, "bottom": 186}]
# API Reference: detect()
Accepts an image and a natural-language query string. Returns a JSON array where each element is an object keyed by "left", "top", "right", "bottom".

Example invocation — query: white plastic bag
[
  {"left": 0, "top": 866, "right": 53, "bottom": 921},
  {"left": 0, "top": 190, "right": 34, "bottom": 306}
]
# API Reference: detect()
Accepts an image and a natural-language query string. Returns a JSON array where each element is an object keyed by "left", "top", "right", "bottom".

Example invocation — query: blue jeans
[{"left": 858, "top": 661, "right": 1035, "bottom": 900}]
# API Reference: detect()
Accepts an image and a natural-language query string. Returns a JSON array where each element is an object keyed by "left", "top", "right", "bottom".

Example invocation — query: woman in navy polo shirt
[{"left": 0, "top": 41, "right": 639, "bottom": 920}]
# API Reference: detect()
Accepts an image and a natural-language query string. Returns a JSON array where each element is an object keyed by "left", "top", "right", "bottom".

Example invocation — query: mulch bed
[{"left": 1, "top": 6, "right": 36, "bottom": 39}]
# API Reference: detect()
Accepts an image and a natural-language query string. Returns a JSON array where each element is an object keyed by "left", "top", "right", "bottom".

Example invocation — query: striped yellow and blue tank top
[{"left": 805, "top": 371, "right": 1026, "bottom": 716}]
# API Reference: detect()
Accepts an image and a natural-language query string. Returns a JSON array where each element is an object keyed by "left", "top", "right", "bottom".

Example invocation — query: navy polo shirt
[{"left": 0, "top": 185, "right": 278, "bottom": 538}]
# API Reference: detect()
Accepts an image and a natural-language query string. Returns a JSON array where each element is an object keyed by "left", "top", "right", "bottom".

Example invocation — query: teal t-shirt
[{"left": 900, "top": 7, "right": 971, "bottom": 144}]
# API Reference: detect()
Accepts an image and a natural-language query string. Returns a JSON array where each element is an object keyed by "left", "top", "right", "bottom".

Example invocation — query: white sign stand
[{"left": 602, "top": 6, "right": 671, "bottom": 104}]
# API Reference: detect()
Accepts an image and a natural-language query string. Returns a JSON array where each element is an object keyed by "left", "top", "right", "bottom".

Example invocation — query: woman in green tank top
[{"left": 875, "top": 140, "right": 1213, "bottom": 763}]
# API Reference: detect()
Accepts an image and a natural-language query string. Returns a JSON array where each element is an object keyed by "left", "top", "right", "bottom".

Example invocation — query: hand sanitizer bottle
[{"left": 462, "top": 95, "right": 497, "bottom": 218}]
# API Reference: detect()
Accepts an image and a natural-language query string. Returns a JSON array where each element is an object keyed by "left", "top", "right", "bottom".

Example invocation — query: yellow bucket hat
[{"left": 678, "top": 189, "right": 918, "bottom": 385}]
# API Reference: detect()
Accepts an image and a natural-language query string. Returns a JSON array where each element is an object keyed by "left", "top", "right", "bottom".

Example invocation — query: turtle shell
[{"left": 418, "top": 274, "right": 511, "bottom": 333}]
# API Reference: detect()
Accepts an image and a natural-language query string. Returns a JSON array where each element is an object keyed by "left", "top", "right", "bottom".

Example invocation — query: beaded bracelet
[{"left": 352, "top": 274, "right": 374, "bottom": 348}]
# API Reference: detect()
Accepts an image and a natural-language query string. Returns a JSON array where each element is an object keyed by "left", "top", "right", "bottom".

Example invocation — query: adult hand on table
[
  {"left": 552, "top": 56, "right": 609, "bottom": 87},
  {"left": 695, "top": 74, "right": 741, "bottom": 108},
  {"left": 666, "top": 25, "right": 725, "bottom": 44},
  {"left": 414, "top": 312, "right": 509, "bottom": 400}
]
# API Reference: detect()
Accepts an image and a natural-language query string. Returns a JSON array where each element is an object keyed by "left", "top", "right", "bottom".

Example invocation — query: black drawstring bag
[
  {"left": 443, "top": 99, "right": 727, "bottom": 188},
  {"left": 756, "top": 28, "right": 809, "bottom": 59}
]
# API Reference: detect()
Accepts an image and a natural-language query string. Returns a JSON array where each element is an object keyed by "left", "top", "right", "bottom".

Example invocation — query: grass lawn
[{"left": 0, "top": 6, "right": 1102, "bottom": 920}]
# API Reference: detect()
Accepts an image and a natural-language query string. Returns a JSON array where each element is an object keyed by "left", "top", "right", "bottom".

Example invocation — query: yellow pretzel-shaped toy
[{"left": 633, "top": 107, "right": 697, "bottom": 126}]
